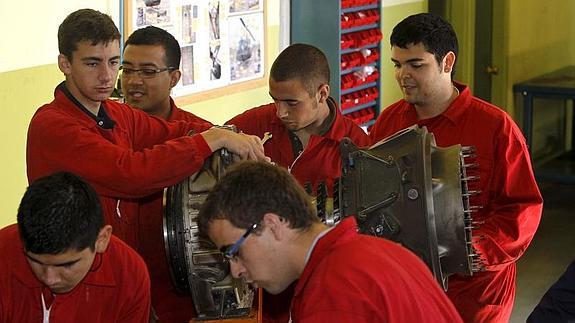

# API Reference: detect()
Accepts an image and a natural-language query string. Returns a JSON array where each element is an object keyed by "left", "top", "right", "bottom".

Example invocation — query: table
[{"left": 513, "top": 66, "right": 575, "bottom": 183}]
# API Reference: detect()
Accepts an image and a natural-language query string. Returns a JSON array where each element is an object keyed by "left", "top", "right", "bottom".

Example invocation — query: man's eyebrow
[
  {"left": 269, "top": 93, "right": 298, "bottom": 103},
  {"left": 25, "top": 253, "right": 81, "bottom": 267},
  {"left": 81, "top": 56, "right": 103, "bottom": 62},
  {"left": 121, "top": 60, "right": 159, "bottom": 68},
  {"left": 391, "top": 58, "right": 425, "bottom": 64}
]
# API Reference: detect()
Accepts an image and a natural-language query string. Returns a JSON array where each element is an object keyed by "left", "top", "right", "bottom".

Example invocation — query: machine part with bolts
[
  {"left": 328, "top": 125, "right": 483, "bottom": 291},
  {"left": 163, "top": 126, "right": 256, "bottom": 321}
]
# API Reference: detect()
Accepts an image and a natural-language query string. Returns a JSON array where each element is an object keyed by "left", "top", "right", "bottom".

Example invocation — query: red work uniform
[
  {"left": 226, "top": 97, "right": 370, "bottom": 196},
  {"left": 0, "top": 224, "right": 151, "bottom": 323},
  {"left": 290, "top": 217, "right": 463, "bottom": 323},
  {"left": 369, "top": 82, "right": 543, "bottom": 322},
  {"left": 26, "top": 82, "right": 212, "bottom": 249},
  {"left": 138, "top": 99, "right": 212, "bottom": 322}
]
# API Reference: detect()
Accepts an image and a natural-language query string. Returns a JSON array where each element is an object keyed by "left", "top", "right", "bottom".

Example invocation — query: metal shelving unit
[{"left": 291, "top": 0, "right": 382, "bottom": 129}]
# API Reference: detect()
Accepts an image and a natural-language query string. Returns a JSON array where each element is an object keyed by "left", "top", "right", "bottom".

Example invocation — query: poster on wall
[{"left": 126, "top": 0, "right": 265, "bottom": 99}]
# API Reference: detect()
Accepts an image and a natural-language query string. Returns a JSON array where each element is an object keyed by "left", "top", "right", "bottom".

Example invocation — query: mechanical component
[
  {"left": 163, "top": 127, "right": 255, "bottom": 320},
  {"left": 334, "top": 125, "right": 483, "bottom": 290},
  {"left": 164, "top": 124, "right": 485, "bottom": 321}
]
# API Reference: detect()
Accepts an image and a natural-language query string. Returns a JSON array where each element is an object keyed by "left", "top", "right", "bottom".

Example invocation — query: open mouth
[{"left": 126, "top": 90, "right": 146, "bottom": 99}]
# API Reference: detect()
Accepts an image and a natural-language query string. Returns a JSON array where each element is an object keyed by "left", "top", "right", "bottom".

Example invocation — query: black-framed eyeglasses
[
  {"left": 221, "top": 223, "right": 259, "bottom": 261},
  {"left": 119, "top": 66, "right": 176, "bottom": 79}
]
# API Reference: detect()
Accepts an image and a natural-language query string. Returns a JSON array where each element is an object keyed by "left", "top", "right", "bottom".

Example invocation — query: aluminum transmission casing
[{"left": 336, "top": 125, "right": 482, "bottom": 290}]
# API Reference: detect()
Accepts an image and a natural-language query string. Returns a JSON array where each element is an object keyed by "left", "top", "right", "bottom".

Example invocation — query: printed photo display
[{"left": 128, "top": 0, "right": 265, "bottom": 97}]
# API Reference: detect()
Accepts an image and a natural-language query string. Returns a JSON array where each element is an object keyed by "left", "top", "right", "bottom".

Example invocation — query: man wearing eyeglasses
[
  {"left": 120, "top": 26, "right": 214, "bottom": 322},
  {"left": 0, "top": 172, "right": 151, "bottom": 323},
  {"left": 198, "top": 161, "right": 463, "bottom": 323},
  {"left": 26, "top": 8, "right": 267, "bottom": 309}
]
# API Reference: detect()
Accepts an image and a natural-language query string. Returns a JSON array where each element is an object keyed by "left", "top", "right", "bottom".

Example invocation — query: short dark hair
[
  {"left": 198, "top": 161, "right": 319, "bottom": 235},
  {"left": 17, "top": 172, "right": 104, "bottom": 254},
  {"left": 391, "top": 13, "right": 458, "bottom": 76},
  {"left": 270, "top": 43, "right": 330, "bottom": 96},
  {"left": 58, "top": 8, "right": 121, "bottom": 60},
  {"left": 125, "top": 26, "right": 181, "bottom": 69}
]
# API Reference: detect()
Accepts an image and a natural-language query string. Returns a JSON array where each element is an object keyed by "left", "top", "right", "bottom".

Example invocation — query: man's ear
[
  {"left": 95, "top": 225, "right": 113, "bottom": 253},
  {"left": 169, "top": 69, "right": 181, "bottom": 89},
  {"left": 58, "top": 54, "right": 72, "bottom": 75},
  {"left": 317, "top": 83, "right": 330, "bottom": 103},
  {"left": 262, "top": 213, "right": 289, "bottom": 241},
  {"left": 442, "top": 51, "right": 456, "bottom": 74}
]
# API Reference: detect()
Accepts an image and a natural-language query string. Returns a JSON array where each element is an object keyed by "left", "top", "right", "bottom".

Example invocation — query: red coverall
[{"left": 369, "top": 82, "right": 543, "bottom": 322}]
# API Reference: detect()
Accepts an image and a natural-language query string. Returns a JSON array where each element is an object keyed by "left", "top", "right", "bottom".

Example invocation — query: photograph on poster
[
  {"left": 136, "top": 0, "right": 172, "bottom": 27},
  {"left": 126, "top": 0, "right": 266, "bottom": 99},
  {"left": 181, "top": 4, "right": 197, "bottom": 44},
  {"left": 209, "top": 1, "right": 221, "bottom": 40},
  {"left": 229, "top": 14, "right": 263, "bottom": 82},
  {"left": 181, "top": 45, "right": 194, "bottom": 86},
  {"left": 210, "top": 42, "right": 222, "bottom": 80},
  {"left": 229, "top": 0, "right": 260, "bottom": 13}
]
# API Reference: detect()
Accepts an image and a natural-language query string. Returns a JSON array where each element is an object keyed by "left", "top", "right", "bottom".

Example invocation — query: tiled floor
[{"left": 509, "top": 181, "right": 575, "bottom": 322}]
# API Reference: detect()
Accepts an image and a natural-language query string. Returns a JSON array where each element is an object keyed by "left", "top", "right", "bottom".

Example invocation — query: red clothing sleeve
[
  {"left": 27, "top": 101, "right": 212, "bottom": 198},
  {"left": 473, "top": 118, "right": 543, "bottom": 270}
]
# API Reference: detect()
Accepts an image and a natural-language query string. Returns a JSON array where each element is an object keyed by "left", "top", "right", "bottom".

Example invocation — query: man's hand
[{"left": 201, "top": 127, "right": 268, "bottom": 161}]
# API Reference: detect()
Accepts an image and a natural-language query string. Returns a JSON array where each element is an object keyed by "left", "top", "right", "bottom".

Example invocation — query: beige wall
[
  {"left": 0, "top": 1, "right": 280, "bottom": 227},
  {"left": 380, "top": 1, "right": 429, "bottom": 108},
  {"left": 0, "top": 0, "right": 427, "bottom": 227},
  {"left": 505, "top": 0, "right": 575, "bottom": 158}
]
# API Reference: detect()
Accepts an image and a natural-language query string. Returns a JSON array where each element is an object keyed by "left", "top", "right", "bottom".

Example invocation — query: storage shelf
[
  {"left": 341, "top": 63, "right": 378, "bottom": 76},
  {"left": 292, "top": 0, "right": 381, "bottom": 126},
  {"left": 342, "top": 4, "right": 379, "bottom": 14},
  {"left": 342, "top": 101, "right": 377, "bottom": 115},
  {"left": 342, "top": 82, "right": 378, "bottom": 95},
  {"left": 342, "top": 24, "right": 379, "bottom": 35},
  {"left": 341, "top": 44, "right": 378, "bottom": 55}
]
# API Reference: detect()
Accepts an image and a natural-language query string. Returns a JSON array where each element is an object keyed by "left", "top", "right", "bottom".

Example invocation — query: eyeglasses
[
  {"left": 119, "top": 66, "right": 176, "bottom": 79},
  {"left": 221, "top": 223, "right": 259, "bottom": 262}
]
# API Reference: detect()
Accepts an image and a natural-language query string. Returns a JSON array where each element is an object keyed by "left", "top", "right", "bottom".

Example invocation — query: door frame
[{"left": 429, "top": 0, "right": 508, "bottom": 109}]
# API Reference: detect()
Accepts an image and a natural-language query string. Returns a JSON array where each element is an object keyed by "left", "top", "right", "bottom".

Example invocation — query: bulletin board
[{"left": 124, "top": 0, "right": 267, "bottom": 104}]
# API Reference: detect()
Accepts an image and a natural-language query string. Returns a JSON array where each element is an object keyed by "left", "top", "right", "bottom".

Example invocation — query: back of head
[
  {"left": 391, "top": 13, "right": 458, "bottom": 71},
  {"left": 270, "top": 43, "right": 330, "bottom": 96},
  {"left": 198, "top": 161, "right": 319, "bottom": 235},
  {"left": 125, "top": 26, "right": 181, "bottom": 69},
  {"left": 58, "top": 8, "right": 121, "bottom": 60},
  {"left": 17, "top": 172, "right": 103, "bottom": 254}
]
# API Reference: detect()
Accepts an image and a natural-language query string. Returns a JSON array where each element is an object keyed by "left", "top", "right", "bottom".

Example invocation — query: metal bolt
[{"left": 407, "top": 188, "right": 419, "bottom": 200}]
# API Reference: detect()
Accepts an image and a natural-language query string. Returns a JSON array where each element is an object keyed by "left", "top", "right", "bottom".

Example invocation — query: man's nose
[
  {"left": 99, "top": 63, "right": 115, "bottom": 82},
  {"left": 42, "top": 266, "right": 62, "bottom": 286},
  {"left": 229, "top": 260, "right": 247, "bottom": 279},
  {"left": 397, "top": 66, "right": 411, "bottom": 80},
  {"left": 122, "top": 70, "right": 144, "bottom": 84},
  {"left": 275, "top": 101, "right": 288, "bottom": 119}
]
